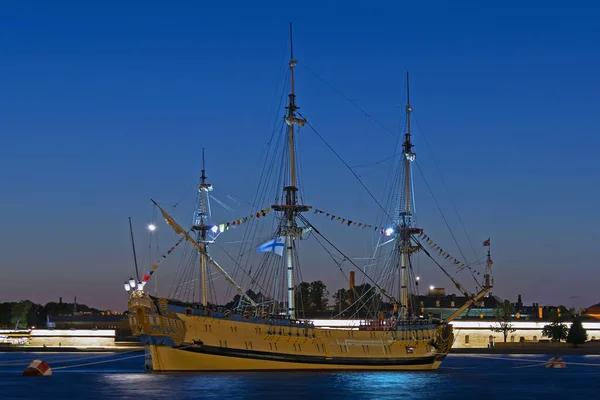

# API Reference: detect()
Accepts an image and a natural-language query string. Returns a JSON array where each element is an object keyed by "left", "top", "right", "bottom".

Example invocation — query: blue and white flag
[{"left": 257, "top": 236, "right": 285, "bottom": 256}]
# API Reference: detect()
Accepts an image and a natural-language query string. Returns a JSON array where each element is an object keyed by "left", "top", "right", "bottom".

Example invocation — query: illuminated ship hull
[{"left": 128, "top": 292, "right": 453, "bottom": 372}]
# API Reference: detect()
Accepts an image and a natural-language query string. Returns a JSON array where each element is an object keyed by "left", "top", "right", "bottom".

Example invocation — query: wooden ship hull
[{"left": 128, "top": 293, "right": 453, "bottom": 372}]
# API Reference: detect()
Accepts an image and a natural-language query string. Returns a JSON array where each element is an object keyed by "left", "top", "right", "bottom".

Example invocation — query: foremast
[
  {"left": 271, "top": 23, "right": 310, "bottom": 320},
  {"left": 152, "top": 200, "right": 258, "bottom": 308},
  {"left": 191, "top": 148, "right": 213, "bottom": 307},
  {"left": 396, "top": 72, "right": 421, "bottom": 319}
]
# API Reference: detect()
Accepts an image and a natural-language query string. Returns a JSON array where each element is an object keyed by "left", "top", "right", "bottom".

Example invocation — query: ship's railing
[{"left": 359, "top": 318, "right": 439, "bottom": 331}]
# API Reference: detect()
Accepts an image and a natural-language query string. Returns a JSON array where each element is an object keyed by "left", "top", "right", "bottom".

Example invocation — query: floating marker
[{"left": 22, "top": 360, "right": 52, "bottom": 376}]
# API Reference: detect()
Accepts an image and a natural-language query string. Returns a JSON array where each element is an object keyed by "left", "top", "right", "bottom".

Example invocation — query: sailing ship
[{"left": 124, "top": 24, "right": 492, "bottom": 371}]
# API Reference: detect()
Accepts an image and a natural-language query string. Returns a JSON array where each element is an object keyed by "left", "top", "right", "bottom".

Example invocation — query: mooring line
[
  {"left": 512, "top": 362, "right": 549, "bottom": 369},
  {"left": 0, "top": 348, "right": 144, "bottom": 367},
  {"left": 460, "top": 354, "right": 600, "bottom": 367},
  {"left": 52, "top": 353, "right": 146, "bottom": 370}
]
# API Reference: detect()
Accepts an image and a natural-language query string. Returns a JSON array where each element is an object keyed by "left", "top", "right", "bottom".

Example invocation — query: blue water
[{"left": 1, "top": 352, "right": 599, "bottom": 399}]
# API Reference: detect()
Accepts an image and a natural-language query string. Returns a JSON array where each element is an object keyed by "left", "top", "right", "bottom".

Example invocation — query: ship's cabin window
[
  {"left": 510, "top": 335, "right": 515, "bottom": 342},
  {"left": 533, "top": 335, "right": 538, "bottom": 341},
  {"left": 450, "top": 300, "right": 455, "bottom": 307},
  {"left": 488, "top": 335, "right": 493, "bottom": 343},
  {"left": 406, "top": 347, "right": 414, "bottom": 354},
  {"left": 435, "top": 300, "right": 440, "bottom": 307},
  {"left": 464, "top": 335, "right": 470, "bottom": 344}
]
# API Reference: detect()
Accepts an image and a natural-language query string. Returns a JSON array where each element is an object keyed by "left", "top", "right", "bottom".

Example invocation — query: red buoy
[
  {"left": 22, "top": 360, "right": 52, "bottom": 376},
  {"left": 546, "top": 357, "right": 566, "bottom": 369}
]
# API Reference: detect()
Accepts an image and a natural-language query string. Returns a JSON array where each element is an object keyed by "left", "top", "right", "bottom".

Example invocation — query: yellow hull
[
  {"left": 129, "top": 293, "right": 451, "bottom": 372},
  {"left": 148, "top": 345, "right": 444, "bottom": 371}
]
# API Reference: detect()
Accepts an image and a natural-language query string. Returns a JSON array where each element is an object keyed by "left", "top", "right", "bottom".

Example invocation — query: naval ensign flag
[{"left": 257, "top": 237, "right": 286, "bottom": 256}]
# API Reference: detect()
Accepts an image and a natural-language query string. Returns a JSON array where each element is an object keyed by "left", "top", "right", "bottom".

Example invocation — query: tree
[
  {"left": 567, "top": 317, "right": 588, "bottom": 347},
  {"left": 309, "top": 281, "right": 329, "bottom": 312},
  {"left": 294, "top": 282, "right": 312, "bottom": 312},
  {"left": 332, "top": 283, "right": 382, "bottom": 318},
  {"left": 0, "top": 302, "right": 13, "bottom": 327},
  {"left": 542, "top": 307, "right": 569, "bottom": 342},
  {"left": 333, "top": 288, "right": 349, "bottom": 316},
  {"left": 491, "top": 300, "right": 516, "bottom": 342},
  {"left": 10, "top": 301, "right": 33, "bottom": 329}
]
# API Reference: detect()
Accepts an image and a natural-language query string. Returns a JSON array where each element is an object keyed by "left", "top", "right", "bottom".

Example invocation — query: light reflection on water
[{"left": 2, "top": 353, "right": 600, "bottom": 399}]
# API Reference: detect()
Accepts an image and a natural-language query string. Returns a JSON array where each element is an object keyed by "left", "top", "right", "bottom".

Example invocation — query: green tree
[
  {"left": 567, "top": 317, "right": 588, "bottom": 347},
  {"left": 333, "top": 288, "right": 349, "bottom": 316},
  {"left": 0, "top": 302, "right": 13, "bottom": 327},
  {"left": 10, "top": 301, "right": 33, "bottom": 328},
  {"left": 542, "top": 307, "right": 569, "bottom": 342},
  {"left": 491, "top": 300, "right": 516, "bottom": 342},
  {"left": 293, "top": 281, "right": 330, "bottom": 314},
  {"left": 308, "top": 281, "right": 329, "bottom": 312},
  {"left": 294, "top": 282, "right": 312, "bottom": 312},
  {"left": 332, "top": 283, "right": 382, "bottom": 317}
]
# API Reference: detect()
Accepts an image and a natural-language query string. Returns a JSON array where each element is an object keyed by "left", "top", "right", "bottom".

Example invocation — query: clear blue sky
[{"left": 1, "top": 1, "right": 599, "bottom": 311}]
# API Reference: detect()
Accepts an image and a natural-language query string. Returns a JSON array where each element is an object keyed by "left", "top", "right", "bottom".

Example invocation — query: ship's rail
[{"left": 359, "top": 318, "right": 440, "bottom": 332}]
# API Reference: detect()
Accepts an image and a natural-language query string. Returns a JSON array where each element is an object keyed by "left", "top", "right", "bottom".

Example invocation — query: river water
[{"left": 1, "top": 352, "right": 598, "bottom": 399}]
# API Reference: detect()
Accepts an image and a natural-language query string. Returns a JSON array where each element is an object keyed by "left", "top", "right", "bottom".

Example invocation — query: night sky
[{"left": 1, "top": 1, "right": 599, "bottom": 311}]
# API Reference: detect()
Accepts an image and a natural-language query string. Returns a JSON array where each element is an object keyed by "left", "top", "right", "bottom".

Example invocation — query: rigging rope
[
  {"left": 413, "top": 115, "right": 479, "bottom": 263},
  {"left": 299, "top": 215, "right": 394, "bottom": 303},
  {"left": 300, "top": 62, "right": 397, "bottom": 138},
  {"left": 413, "top": 161, "right": 482, "bottom": 289},
  {"left": 300, "top": 61, "right": 485, "bottom": 283},
  {"left": 297, "top": 113, "right": 394, "bottom": 222}
]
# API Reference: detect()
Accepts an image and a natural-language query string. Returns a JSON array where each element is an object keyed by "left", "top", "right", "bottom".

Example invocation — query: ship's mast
[
  {"left": 397, "top": 72, "right": 420, "bottom": 319},
  {"left": 272, "top": 23, "right": 309, "bottom": 320},
  {"left": 192, "top": 148, "right": 213, "bottom": 307}
]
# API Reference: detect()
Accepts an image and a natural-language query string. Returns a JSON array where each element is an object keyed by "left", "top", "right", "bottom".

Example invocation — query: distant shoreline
[
  {"left": 1, "top": 345, "right": 598, "bottom": 356},
  {"left": 450, "top": 347, "right": 600, "bottom": 355}
]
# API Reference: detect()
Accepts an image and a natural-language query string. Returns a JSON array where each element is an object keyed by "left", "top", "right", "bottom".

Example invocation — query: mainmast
[
  {"left": 272, "top": 23, "right": 310, "bottom": 320},
  {"left": 397, "top": 72, "right": 420, "bottom": 319},
  {"left": 192, "top": 148, "right": 213, "bottom": 307}
]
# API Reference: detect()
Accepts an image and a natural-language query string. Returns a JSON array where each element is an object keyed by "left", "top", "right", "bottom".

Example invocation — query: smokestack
[{"left": 59, "top": 297, "right": 62, "bottom": 304}]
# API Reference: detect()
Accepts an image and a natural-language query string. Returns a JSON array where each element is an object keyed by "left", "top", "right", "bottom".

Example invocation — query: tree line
[
  {"left": 223, "top": 280, "right": 386, "bottom": 317},
  {"left": 0, "top": 301, "right": 102, "bottom": 329},
  {"left": 492, "top": 301, "right": 588, "bottom": 346}
]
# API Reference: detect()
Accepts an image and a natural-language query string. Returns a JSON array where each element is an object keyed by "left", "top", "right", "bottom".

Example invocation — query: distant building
[
  {"left": 48, "top": 314, "right": 133, "bottom": 339},
  {"left": 584, "top": 303, "right": 600, "bottom": 320},
  {"left": 414, "top": 287, "right": 500, "bottom": 320}
]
